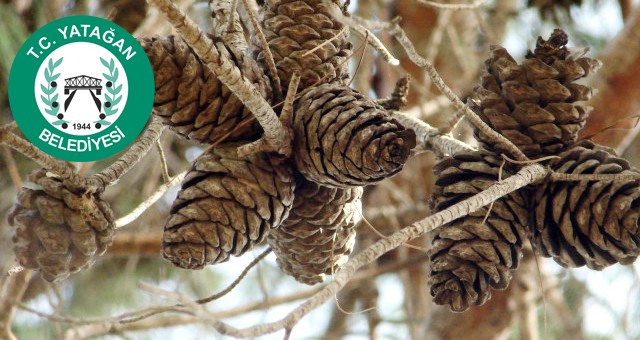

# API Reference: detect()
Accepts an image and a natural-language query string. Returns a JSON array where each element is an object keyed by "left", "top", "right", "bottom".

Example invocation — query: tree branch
[
  {"left": 0, "top": 269, "right": 34, "bottom": 340},
  {"left": 203, "top": 163, "right": 548, "bottom": 337},
  {"left": 392, "top": 112, "right": 474, "bottom": 156},
  {"left": 115, "top": 168, "right": 187, "bottom": 229},
  {"left": 90, "top": 116, "right": 164, "bottom": 189}
]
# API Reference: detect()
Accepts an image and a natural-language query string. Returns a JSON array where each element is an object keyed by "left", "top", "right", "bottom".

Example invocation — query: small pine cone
[
  {"left": 267, "top": 177, "right": 362, "bottom": 284},
  {"left": 7, "top": 169, "right": 115, "bottom": 282},
  {"left": 163, "top": 147, "right": 295, "bottom": 269},
  {"left": 531, "top": 140, "right": 640, "bottom": 270},
  {"left": 470, "top": 29, "right": 600, "bottom": 158},
  {"left": 141, "top": 35, "right": 271, "bottom": 143},
  {"left": 293, "top": 83, "right": 416, "bottom": 188},
  {"left": 259, "top": 0, "right": 352, "bottom": 93},
  {"left": 428, "top": 151, "right": 529, "bottom": 312}
]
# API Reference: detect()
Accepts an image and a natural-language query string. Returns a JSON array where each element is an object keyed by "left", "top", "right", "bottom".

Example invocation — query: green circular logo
[{"left": 8, "top": 16, "right": 154, "bottom": 162}]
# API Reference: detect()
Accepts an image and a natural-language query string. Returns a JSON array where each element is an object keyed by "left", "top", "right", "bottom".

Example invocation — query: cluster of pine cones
[
  {"left": 429, "top": 29, "right": 640, "bottom": 312},
  {"left": 153, "top": 0, "right": 415, "bottom": 285},
  {"left": 7, "top": 0, "right": 416, "bottom": 284}
]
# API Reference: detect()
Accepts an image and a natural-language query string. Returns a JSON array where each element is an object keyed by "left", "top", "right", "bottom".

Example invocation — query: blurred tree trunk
[{"left": 580, "top": 6, "right": 640, "bottom": 152}]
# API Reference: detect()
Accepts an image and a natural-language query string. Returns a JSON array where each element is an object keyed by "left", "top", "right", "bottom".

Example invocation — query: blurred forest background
[{"left": 1, "top": 0, "right": 640, "bottom": 339}]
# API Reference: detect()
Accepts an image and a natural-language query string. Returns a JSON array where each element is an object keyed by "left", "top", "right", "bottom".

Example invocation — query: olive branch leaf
[
  {"left": 40, "top": 56, "right": 67, "bottom": 124},
  {"left": 96, "top": 57, "right": 123, "bottom": 126}
]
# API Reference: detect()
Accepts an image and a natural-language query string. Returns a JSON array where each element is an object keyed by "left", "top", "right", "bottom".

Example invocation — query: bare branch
[
  {"left": 196, "top": 248, "right": 272, "bottom": 304},
  {"left": 115, "top": 169, "right": 188, "bottom": 229},
  {"left": 549, "top": 172, "right": 640, "bottom": 182},
  {"left": 0, "top": 126, "right": 77, "bottom": 180},
  {"left": 392, "top": 112, "right": 474, "bottom": 156},
  {"left": 90, "top": 116, "right": 165, "bottom": 190},
  {"left": 155, "top": 140, "right": 170, "bottom": 183},
  {"left": 414, "top": 0, "right": 488, "bottom": 10},
  {"left": 347, "top": 22, "right": 400, "bottom": 66}
]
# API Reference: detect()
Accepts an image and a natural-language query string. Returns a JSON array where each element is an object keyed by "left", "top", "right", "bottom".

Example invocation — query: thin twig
[
  {"left": 279, "top": 72, "right": 301, "bottom": 128},
  {"left": 302, "top": 26, "right": 348, "bottom": 57},
  {"left": 415, "top": 0, "right": 488, "bottom": 10},
  {"left": 30, "top": 253, "right": 429, "bottom": 339},
  {"left": 549, "top": 172, "right": 640, "bottom": 182},
  {"left": 148, "top": 0, "right": 292, "bottom": 156},
  {"left": 392, "top": 112, "right": 475, "bottom": 156},
  {"left": 197, "top": 248, "right": 272, "bottom": 304},
  {"left": 239, "top": 0, "right": 283, "bottom": 99},
  {"left": 348, "top": 23, "right": 400, "bottom": 66},
  {"left": 115, "top": 169, "right": 188, "bottom": 229},
  {"left": 347, "top": 30, "right": 369, "bottom": 87},
  {"left": 438, "top": 108, "right": 464, "bottom": 134},
  {"left": 155, "top": 140, "right": 170, "bottom": 183},
  {"left": 388, "top": 22, "right": 528, "bottom": 161}
]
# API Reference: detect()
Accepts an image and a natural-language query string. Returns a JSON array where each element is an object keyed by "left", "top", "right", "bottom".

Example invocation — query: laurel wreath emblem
[
  {"left": 97, "top": 57, "right": 123, "bottom": 126},
  {"left": 40, "top": 57, "right": 67, "bottom": 126}
]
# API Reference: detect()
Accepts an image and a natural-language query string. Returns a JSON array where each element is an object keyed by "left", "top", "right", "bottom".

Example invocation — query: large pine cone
[
  {"left": 470, "top": 29, "right": 600, "bottom": 158},
  {"left": 531, "top": 140, "right": 640, "bottom": 270},
  {"left": 429, "top": 152, "right": 529, "bottom": 312},
  {"left": 163, "top": 147, "right": 295, "bottom": 269},
  {"left": 293, "top": 83, "right": 416, "bottom": 188},
  {"left": 267, "top": 177, "right": 362, "bottom": 284},
  {"left": 141, "top": 35, "right": 271, "bottom": 144},
  {"left": 259, "top": 0, "right": 352, "bottom": 93},
  {"left": 8, "top": 169, "right": 115, "bottom": 282}
]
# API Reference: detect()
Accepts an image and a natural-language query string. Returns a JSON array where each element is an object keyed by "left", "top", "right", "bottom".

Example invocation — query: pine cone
[
  {"left": 141, "top": 35, "right": 271, "bottom": 144},
  {"left": 428, "top": 151, "right": 529, "bottom": 312},
  {"left": 531, "top": 140, "right": 640, "bottom": 270},
  {"left": 293, "top": 83, "right": 416, "bottom": 188},
  {"left": 259, "top": 0, "right": 352, "bottom": 93},
  {"left": 470, "top": 29, "right": 600, "bottom": 158},
  {"left": 8, "top": 169, "right": 115, "bottom": 282},
  {"left": 163, "top": 147, "right": 295, "bottom": 269},
  {"left": 267, "top": 176, "right": 362, "bottom": 284}
]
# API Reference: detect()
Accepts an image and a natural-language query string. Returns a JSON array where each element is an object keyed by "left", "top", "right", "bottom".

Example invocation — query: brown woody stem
[{"left": 392, "top": 112, "right": 474, "bottom": 156}]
